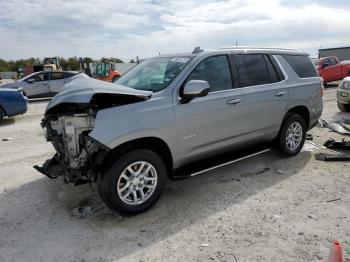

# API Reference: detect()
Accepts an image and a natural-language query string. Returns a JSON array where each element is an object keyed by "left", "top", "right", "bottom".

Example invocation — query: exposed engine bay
[
  {"left": 34, "top": 112, "right": 106, "bottom": 184},
  {"left": 33, "top": 76, "right": 152, "bottom": 185}
]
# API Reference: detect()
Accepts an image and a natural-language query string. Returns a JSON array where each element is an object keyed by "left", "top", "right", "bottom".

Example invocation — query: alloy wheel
[
  {"left": 117, "top": 161, "right": 158, "bottom": 205},
  {"left": 285, "top": 122, "right": 303, "bottom": 151}
]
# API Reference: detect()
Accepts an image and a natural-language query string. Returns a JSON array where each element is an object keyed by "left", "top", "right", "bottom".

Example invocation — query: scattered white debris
[{"left": 308, "top": 214, "right": 318, "bottom": 219}]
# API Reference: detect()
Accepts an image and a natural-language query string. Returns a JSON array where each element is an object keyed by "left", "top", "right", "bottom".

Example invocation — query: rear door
[
  {"left": 49, "top": 72, "right": 71, "bottom": 94},
  {"left": 173, "top": 54, "right": 245, "bottom": 160},
  {"left": 24, "top": 72, "right": 50, "bottom": 97},
  {"left": 234, "top": 54, "right": 288, "bottom": 140}
]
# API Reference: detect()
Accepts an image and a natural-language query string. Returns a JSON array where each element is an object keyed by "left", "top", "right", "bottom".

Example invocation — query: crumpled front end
[
  {"left": 34, "top": 77, "right": 152, "bottom": 185},
  {"left": 34, "top": 113, "right": 106, "bottom": 184}
]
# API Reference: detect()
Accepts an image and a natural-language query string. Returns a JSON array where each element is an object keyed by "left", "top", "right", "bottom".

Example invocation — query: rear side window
[
  {"left": 51, "top": 72, "right": 64, "bottom": 80},
  {"left": 329, "top": 57, "right": 337, "bottom": 65},
  {"left": 282, "top": 55, "right": 318, "bottom": 78},
  {"left": 63, "top": 72, "right": 77, "bottom": 78},
  {"left": 187, "top": 55, "right": 233, "bottom": 92},
  {"left": 265, "top": 55, "right": 282, "bottom": 83},
  {"left": 268, "top": 55, "right": 285, "bottom": 81},
  {"left": 236, "top": 54, "right": 270, "bottom": 87}
]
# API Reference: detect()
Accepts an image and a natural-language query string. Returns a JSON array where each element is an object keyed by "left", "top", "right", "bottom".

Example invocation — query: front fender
[{"left": 88, "top": 95, "right": 177, "bottom": 152}]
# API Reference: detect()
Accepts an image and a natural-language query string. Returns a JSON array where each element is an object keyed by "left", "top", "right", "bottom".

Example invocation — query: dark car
[{"left": 0, "top": 88, "right": 28, "bottom": 122}]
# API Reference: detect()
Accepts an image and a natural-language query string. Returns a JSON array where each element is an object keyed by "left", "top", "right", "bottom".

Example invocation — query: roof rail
[
  {"left": 217, "top": 46, "right": 297, "bottom": 51},
  {"left": 192, "top": 46, "right": 204, "bottom": 54}
]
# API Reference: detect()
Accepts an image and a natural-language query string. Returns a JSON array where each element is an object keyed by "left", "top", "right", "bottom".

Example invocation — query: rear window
[
  {"left": 63, "top": 72, "right": 77, "bottom": 78},
  {"left": 282, "top": 55, "right": 318, "bottom": 78},
  {"left": 235, "top": 54, "right": 284, "bottom": 87},
  {"left": 236, "top": 54, "right": 270, "bottom": 87}
]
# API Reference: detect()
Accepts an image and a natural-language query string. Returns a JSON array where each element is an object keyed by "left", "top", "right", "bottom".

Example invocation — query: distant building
[{"left": 319, "top": 46, "right": 350, "bottom": 61}]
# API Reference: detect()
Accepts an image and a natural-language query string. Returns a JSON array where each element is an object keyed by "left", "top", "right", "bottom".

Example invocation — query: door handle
[
  {"left": 226, "top": 98, "right": 241, "bottom": 105},
  {"left": 275, "top": 91, "right": 285, "bottom": 97}
]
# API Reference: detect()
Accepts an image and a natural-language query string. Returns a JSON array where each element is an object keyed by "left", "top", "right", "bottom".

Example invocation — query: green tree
[{"left": 0, "top": 56, "right": 125, "bottom": 72}]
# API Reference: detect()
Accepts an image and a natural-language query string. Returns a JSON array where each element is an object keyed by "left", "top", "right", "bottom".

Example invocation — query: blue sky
[{"left": 0, "top": 0, "right": 350, "bottom": 60}]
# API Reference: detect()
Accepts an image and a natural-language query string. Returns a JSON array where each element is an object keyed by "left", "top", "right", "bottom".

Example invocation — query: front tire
[
  {"left": 277, "top": 114, "right": 307, "bottom": 156},
  {"left": 98, "top": 149, "right": 167, "bottom": 215},
  {"left": 338, "top": 102, "right": 350, "bottom": 112},
  {"left": 0, "top": 107, "right": 4, "bottom": 122}
]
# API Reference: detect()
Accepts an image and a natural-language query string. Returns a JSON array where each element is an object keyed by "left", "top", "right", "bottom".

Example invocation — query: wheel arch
[
  {"left": 282, "top": 105, "right": 310, "bottom": 130},
  {"left": 0, "top": 105, "right": 7, "bottom": 116},
  {"left": 98, "top": 136, "right": 173, "bottom": 178}
]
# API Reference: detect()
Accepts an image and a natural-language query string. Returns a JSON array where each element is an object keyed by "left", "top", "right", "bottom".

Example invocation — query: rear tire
[
  {"left": 98, "top": 149, "right": 167, "bottom": 215},
  {"left": 0, "top": 107, "right": 4, "bottom": 122},
  {"left": 277, "top": 114, "right": 307, "bottom": 156},
  {"left": 338, "top": 102, "right": 350, "bottom": 112}
]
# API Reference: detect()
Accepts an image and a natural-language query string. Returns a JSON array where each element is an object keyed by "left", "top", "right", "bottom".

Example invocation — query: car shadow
[
  {"left": 28, "top": 97, "right": 52, "bottom": 103},
  {"left": 324, "top": 82, "right": 339, "bottom": 88},
  {"left": 329, "top": 110, "right": 350, "bottom": 123},
  {"left": 0, "top": 117, "right": 15, "bottom": 126},
  {"left": 0, "top": 149, "right": 313, "bottom": 261}
]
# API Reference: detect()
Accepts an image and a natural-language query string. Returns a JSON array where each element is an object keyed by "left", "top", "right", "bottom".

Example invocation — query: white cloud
[{"left": 0, "top": 0, "right": 350, "bottom": 60}]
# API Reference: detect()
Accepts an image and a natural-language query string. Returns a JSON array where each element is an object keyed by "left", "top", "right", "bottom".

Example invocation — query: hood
[
  {"left": 46, "top": 76, "right": 153, "bottom": 113},
  {"left": 342, "top": 76, "right": 350, "bottom": 82},
  {"left": 0, "top": 87, "right": 21, "bottom": 93}
]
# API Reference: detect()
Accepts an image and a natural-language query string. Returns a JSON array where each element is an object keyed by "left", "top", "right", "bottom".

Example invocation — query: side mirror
[
  {"left": 322, "top": 63, "right": 330, "bottom": 69},
  {"left": 181, "top": 80, "right": 210, "bottom": 104},
  {"left": 27, "top": 78, "right": 35, "bottom": 83}
]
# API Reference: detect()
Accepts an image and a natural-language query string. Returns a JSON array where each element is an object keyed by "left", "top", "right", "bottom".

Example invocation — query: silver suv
[{"left": 35, "top": 47, "right": 323, "bottom": 215}]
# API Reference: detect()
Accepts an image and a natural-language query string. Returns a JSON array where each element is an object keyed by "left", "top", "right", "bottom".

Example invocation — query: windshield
[{"left": 116, "top": 56, "right": 191, "bottom": 92}]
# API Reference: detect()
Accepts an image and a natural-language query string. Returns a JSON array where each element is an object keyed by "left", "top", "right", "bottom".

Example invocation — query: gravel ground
[{"left": 0, "top": 87, "right": 349, "bottom": 262}]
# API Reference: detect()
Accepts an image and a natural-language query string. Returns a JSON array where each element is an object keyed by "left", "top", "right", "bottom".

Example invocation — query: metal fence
[{"left": 0, "top": 72, "right": 17, "bottom": 79}]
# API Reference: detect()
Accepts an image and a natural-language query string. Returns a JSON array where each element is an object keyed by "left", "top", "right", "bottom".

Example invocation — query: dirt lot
[{"left": 0, "top": 86, "right": 349, "bottom": 262}]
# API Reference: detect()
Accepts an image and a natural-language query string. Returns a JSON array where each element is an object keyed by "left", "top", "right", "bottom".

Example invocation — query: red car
[{"left": 316, "top": 56, "right": 350, "bottom": 85}]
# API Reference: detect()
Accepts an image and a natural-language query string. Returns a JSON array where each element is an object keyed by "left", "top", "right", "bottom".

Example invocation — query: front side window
[
  {"left": 320, "top": 58, "right": 330, "bottom": 66},
  {"left": 186, "top": 55, "right": 233, "bottom": 92},
  {"left": 29, "top": 73, "right": 49, "bottom": 82},
  {"left": 283, "top": 55, "right": 318, "bottom": 78},
  {"left": 236, "top": 54, "right": 270, "bottom": 87},
  {"left": 329, "top": 57, "right": 337, "bottom": 65},
  {"left": 116, "top": 57, "right": 191, "bottom": 92}
]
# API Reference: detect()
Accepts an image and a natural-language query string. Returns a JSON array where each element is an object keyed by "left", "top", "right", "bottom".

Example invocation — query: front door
[
  {"left": 327, "top": 57, "right": 342, "bottom": 81},
  {"left": 24, "top": 72, "right": 50, "bottom": 98},
  {"left": 173, "top": 55, "right": 245, "bottom": 161}
]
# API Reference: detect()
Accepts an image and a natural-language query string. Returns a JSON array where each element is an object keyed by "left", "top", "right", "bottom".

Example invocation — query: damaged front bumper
[
  {"left": 34, "top": 114, "right": 108, "bottom": 185},
  {"left": 33, "top": 76, "right": 152, "bottom": 184}
]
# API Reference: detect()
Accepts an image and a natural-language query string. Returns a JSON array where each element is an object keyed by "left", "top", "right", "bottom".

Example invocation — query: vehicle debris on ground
[
  {"left": 319, "top": 118, "right": 350, "bottom": 135},
  {"left": 324, "top": 138, "right": 350, "bottom": 150}
]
